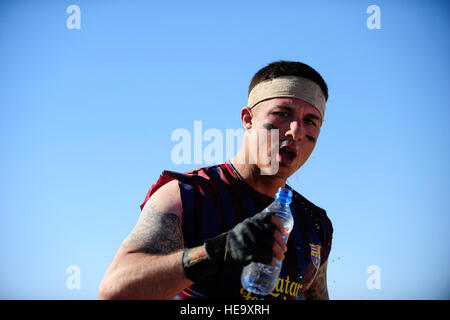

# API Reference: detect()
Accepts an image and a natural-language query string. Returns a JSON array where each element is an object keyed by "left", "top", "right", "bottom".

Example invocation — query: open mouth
[{"left": 278, "top": 145, "right": 297, "bottom": 165}]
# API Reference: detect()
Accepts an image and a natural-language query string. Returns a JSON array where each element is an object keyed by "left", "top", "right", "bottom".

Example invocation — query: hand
[
  {"left": 225, "top": 211, "right": 288, "bottom": 266},
  {"left": 182, "top": 211, "right": 288, "bottom": 282}
]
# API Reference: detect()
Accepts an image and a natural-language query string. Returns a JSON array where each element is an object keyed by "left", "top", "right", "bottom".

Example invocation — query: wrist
[{"left": 182, "top": 233, "right": 229, "bottom": 282}]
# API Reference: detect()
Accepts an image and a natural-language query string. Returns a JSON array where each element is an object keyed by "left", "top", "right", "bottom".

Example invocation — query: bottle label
[{"left": 282, "top": 230, "right": 289, "bottom": 242}]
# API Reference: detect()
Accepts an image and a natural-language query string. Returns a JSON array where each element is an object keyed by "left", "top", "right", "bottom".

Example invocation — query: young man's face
[{"left": 247, "top": 97, "right": 322, "bottom": 179}]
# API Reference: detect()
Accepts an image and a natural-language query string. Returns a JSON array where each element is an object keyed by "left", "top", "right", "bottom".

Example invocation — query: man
[{"left": 98, "top": 61, "right": 333, "bottom": 300}]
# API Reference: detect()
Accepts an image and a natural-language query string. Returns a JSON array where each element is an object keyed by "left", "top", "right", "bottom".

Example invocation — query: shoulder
[
  {"left": 290, "top": 188, "right": 334, "bottom": 256},
  {"left": 162, "top": 164, "right": 228, "bottom": 192},
  {"left": 290, "top": 189, "right": 329, "bottom": 218},
  {"left": 164, "top": 164, "right": 224, "bottom": 184},
  {"left": 143, "top": 179, "right": 182, "bottom": 216},
  {"left": 140, "top": 164, "right": 225, "bottom": 211},
  {"left": 292, "top": 190, "right": 333, "bottom": 232}
]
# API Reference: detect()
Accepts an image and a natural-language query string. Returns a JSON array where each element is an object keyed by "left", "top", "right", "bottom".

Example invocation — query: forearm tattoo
[
  {"left": 306, "top": 261, "right": 329, "bottom": 300},
  {"left": 121, "top": 202, "right": 183, "bottom": 254}
]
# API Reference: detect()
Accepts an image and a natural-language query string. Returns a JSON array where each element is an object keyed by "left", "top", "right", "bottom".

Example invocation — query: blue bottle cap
[{"left": 275, "top": 187, "right": 293, "bottom": 204}]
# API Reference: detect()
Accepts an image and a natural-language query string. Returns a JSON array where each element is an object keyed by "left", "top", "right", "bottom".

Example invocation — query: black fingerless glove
[{"left": 182, "top": 211, "right": 275, "bottom": 282}]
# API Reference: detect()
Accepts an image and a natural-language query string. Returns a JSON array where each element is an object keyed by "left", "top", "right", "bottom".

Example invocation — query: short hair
[{"left": 248, "top": 60, "right": 328, "bottom": 101}]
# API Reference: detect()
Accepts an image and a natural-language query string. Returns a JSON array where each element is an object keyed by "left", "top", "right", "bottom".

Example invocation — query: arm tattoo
[
  {"left": 121, "top": 202, "right": 183, "bottom": 254},
  {"left": 306, "top": 261, "right": 329, "bottom": 300}
]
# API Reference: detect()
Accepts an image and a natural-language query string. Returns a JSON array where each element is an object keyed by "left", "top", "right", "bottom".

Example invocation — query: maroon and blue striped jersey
[{"left": 140, "top": 162, "right": 333, "bottom": 300}]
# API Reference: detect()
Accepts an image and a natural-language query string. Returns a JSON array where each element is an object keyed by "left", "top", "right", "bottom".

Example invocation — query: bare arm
[
  {"left": 305, "top": 259, "right": 329, "bottom": 300},
  {"left": 98, "top": 180, "right": 193, "bottom": 299}
]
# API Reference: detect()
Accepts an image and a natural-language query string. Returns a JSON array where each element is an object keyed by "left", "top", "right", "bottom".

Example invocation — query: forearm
[
  {"left": 305, "top": 260, "right": 329, "bottom": 300},
  {"left": 99, "top": 250, "right": 193, "bottom": 300}
]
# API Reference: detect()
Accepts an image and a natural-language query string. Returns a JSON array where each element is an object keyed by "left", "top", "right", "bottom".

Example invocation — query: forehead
[{"left": 257, "top": 97, "right": 322, "bottom": 118}]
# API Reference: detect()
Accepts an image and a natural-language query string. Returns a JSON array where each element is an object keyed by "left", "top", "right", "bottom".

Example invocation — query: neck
[{"left": 230, "top": 147, "right": 286, "bottom": 198}]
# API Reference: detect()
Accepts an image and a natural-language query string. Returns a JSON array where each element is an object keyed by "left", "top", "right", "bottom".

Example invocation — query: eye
[
  {"left": 273, "top": 112, "right": 289, "bottom": 118},
  {"left": 305, "top": 118, "right": 317, "bottom": 127}
]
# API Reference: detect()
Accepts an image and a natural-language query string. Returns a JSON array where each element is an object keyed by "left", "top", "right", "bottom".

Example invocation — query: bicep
[
  {"left": 120, "top": 180, "right": 184, "bottom": 254},
  {"left": 306, "top": 259, "right": 329, "bottom": 300}
]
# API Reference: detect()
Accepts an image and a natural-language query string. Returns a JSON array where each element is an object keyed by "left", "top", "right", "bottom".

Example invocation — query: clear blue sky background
[{"left": 1, "top": 0, "right": 449, "bottom": 299}]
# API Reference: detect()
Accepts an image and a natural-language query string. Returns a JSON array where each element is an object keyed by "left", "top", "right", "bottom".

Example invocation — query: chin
[
  {"left": 257, "top": 162, "right": 292, "bottom": 179},
  {"left": 278, "top": 160, "right": 304, "bottom": 177},
  {"left": 277, "top": 163, "right": 296, "bottom": 177}
]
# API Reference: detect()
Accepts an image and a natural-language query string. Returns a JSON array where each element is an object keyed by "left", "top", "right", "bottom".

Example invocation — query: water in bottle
[{"left": 241, "top": 187, "right": 294, "bottom": 295}]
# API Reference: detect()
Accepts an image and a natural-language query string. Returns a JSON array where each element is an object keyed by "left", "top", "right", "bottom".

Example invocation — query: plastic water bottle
[{"left": 241, "top": 187, "right": 294, "bottom": 295}]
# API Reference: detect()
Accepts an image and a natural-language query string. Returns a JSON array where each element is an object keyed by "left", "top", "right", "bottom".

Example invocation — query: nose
[{"left": 286, "top": 120, "right": 304, "bottom": 141}]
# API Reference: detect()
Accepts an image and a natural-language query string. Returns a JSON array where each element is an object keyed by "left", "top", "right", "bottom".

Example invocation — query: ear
[{"left": 241, "top": 106, "right": 253, "bottom": 130}]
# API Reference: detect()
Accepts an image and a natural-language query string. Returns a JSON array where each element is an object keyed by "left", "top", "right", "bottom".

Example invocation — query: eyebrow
[{"left": 274, "top": 105, "right": 294, "bottom": 112}]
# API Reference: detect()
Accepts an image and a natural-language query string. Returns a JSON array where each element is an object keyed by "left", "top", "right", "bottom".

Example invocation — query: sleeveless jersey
[{"left": 140, "top": 162, "right": 333, "bottom": 300}]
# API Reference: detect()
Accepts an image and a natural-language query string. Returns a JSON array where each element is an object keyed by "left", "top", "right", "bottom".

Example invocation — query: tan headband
[{"left": 248, "top": 76, "right": 326, "bottom": 120}]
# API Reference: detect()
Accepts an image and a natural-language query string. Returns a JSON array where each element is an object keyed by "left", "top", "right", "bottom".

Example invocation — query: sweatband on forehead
[{"left": 248, "top": 76, "right": 326, "bottom": 120}]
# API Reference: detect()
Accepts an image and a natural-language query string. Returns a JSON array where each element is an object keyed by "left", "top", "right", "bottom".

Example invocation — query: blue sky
[{"left": 1, "top": 0, "right": 449, "bottom": 299}]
